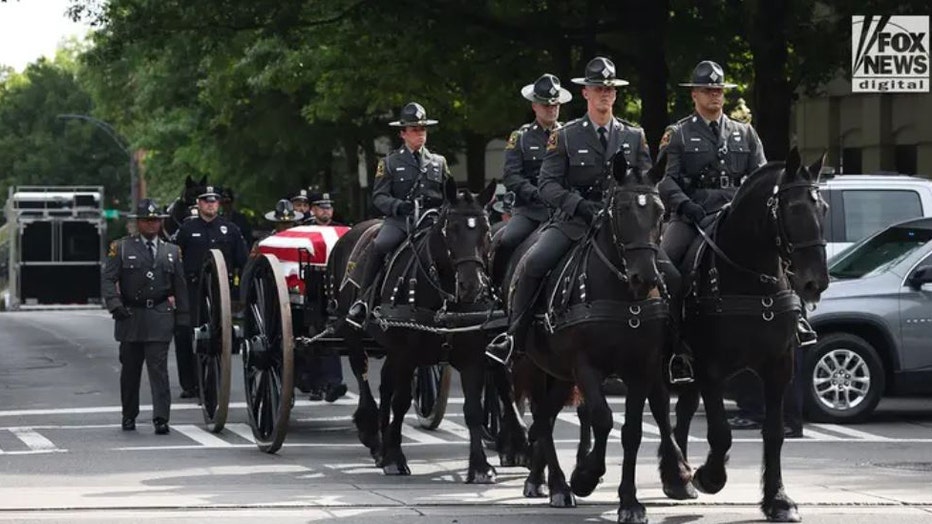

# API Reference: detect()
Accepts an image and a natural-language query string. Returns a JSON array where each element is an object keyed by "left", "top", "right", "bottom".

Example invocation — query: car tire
[{"left": 803, "top": 333, "right": 885, "bottom": 424}]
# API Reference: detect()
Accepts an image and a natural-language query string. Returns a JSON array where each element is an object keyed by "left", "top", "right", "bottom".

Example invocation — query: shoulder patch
[
  {"left": 504, "top": 131, "right": 520, "bottom": 150},
  {"left": 546, "top": 130, "right": 558, "bottom": 152},
  {"left": 659, "top": 128, "right": 673, "bottom": 150},
  {"left": 108, "top": 240, "right": 118, "bottom": 257},
  {"left": 375, "top": 159, "right": 385, "bottom": 178}
]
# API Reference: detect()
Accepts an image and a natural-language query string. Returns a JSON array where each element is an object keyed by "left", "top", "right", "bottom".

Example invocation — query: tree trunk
[
  {"left": 633, "top": 0, "right": 670, "bottom": 158},
  {"left": 464, "top": 131, "right": 488, "bottom": 191},
  {"left": 749, "top": 0, "right": 791, "bottom": 161}
]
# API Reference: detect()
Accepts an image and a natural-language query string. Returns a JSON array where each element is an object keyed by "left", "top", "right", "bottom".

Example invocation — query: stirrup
[
  {"left": 345, "top": 300, "right": 368, "bottom": 329},
  {"left": 485, "top": 333, "right": 514, "bottom": 366},
  {"left": 797, "top": 319, "right": 818, "bottom": 347},
  {"left": 668, "top": 354, "right": 695, "bottom": 384}
]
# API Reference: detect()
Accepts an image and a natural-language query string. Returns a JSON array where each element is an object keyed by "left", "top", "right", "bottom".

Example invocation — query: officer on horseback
[
  {"left": 345, "top": 102, "right": 452, "bottom": 328},
  {"left": 491, "top": 74, "right": 572, "bottom": 286},
  {"left": 485, "top": 57, "right": 651, "bottom": 365},
  {"left": 658, "top": 60, "right": 817, "bottom": 348}
]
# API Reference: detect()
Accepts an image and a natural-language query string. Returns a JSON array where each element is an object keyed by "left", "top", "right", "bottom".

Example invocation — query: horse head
[
  {"left": 182, "top": 175, "right": 207, "bottom": 206},
  {"left": 436, "top": 178, "right": 496, "bottom": 304},
  {"left": 773, "top": 147, "right": 830, "bottom": 303},
  {"left": 606, "top": 152, "right": 667, "bottom": 300}
]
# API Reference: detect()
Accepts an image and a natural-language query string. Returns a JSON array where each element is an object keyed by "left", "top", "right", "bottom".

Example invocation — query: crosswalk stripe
[
  {"left": 557, "top": 413, "right": 623, "bottom": 440},
  {"left": 810, "top": 423, "right": 888, "bottom": 440},
  {"left": 9, "top": 428, "right": 59, "bottom": 452},
  {"left": 799, "top": 427, "right": 842, "bottom": 441},
  {"left": 435, "top": 419, "right": 470, "bottom": 441},
  {"left": 225, "top": 423, "right": 257, "bottom": 444},
  {"left": 174, "top": 425, "right": 233, "bottom": 447},
  {"left": 401, "top": 424, "right": 447, "bottom": 444}
]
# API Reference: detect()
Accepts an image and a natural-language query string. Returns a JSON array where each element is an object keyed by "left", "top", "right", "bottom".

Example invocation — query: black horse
[
  {"left": 328, "top": 180, "right": 500, "bottom": 482},
  {"left": 164, "top": 175, "right": 206, "bottom": 239},
  {"left": 669, "top": 148, "right": 829, "bottom": 522},
  {"left": 507, "top": 154, "right": 690, "bottom": 522}
]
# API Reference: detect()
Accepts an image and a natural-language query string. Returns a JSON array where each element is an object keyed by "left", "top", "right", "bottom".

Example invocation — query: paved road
[{"left": 1, "top": 310, "right": 931, "bottom": 523}]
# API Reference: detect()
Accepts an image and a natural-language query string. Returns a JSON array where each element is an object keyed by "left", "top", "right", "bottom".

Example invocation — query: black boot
[
  {"left": 346, "top": 255, "right": 382, "bottom": 329},
  {"left": 485, "top": 275, "right": 540, "bottom": 366},
  {"left": 797, "top": 317, "right": 817, "bottom": 346}
]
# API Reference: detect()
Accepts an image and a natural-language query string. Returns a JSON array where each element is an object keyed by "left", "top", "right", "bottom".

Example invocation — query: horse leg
[
  {"left": 492, "top": 364, "right": 530, "bottom": 468},
  {"left": 381, "top": 354, "right": 415, "bottom": 476},
  {"left": 542, "top": 378, "right": 576, "bottom": 508},
  {"left": 649, "top": 380, "right": 695, "bottom": 500},
  {"left": 612, "top": 379, "right": 647, "bottom": 524},
  {"left": 575, "top": 401, "right": 592, "bottom": 467},
  {"left": 460, "top": 360, "right": 497, "bottom": 484},
  {"left": 692, "top": 381, "right": 732, "bottom": 495},
  {"left": 673, "top": 382, "right": 701, "bottom": 457},
  {"left": 759, "top": 359, "right": 800, "bottom": 522},
  {"left": 570, "top": 362, "right": 609, "bottom": 498},
  {"left": 522, "top": 369, "right": 550, "bottom": 498},
  {"left": 373, "top": 356, "right": 393, "bottom": 468},
  {"left": 348, "top": 336, "right": 380, "bottom": 459}
]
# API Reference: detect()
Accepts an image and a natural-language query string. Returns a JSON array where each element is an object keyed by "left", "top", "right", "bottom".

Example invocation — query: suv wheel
[{"left": 803, "top": 333, "right": 885, "bottom": 423}]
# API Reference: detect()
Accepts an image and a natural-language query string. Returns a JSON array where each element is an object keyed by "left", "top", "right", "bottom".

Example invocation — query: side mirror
[{"left": 908, "top": 265, "right": 932, "bottom": 289}]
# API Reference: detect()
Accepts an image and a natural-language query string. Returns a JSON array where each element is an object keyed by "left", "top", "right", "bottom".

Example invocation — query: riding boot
[
  {"left": 666, "top": 294, "right": 695, "bottom": 384},
  {"left": 346, "top": 255, "right": 382, "bottom": 328},
  {"left": 485, "top": 274, "right": 541, "bottom": 366},
  {"left": 797, "top": 308, "right": 817, "bottom": 347}
]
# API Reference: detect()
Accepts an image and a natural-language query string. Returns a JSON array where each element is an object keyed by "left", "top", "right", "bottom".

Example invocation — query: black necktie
[
  {"left": 412, "top": 149, "right": 421, "bottom": 166},
  {"left": 709, "top": 120, "right": 720, "bottom": 138},
  {"left": 598, "top": 127, "right": 608, "bottom": 150},
  {"left": 146, "top": 240, "right": 156, "bottom": 261}
]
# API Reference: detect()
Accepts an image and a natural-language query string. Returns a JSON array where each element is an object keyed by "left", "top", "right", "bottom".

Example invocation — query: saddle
[{"left": 341, "top": 222, "right": 383, "bottom": 291}]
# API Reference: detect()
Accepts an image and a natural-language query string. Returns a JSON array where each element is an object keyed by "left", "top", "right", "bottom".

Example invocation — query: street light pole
[{"left": 56, "top": 114, "right": 138, "bottom": 209}]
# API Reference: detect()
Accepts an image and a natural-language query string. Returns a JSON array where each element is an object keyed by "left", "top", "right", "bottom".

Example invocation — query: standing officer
[
  {"left": 486, "top": 57, "right": 650, "bottom": 365},
  {"left": 174, "top": 186, "right": 249, "bottom": 397},
  {"left": 491, "top": 74, "right": 572, "bottom": 286},
  {"left": 345, "top": 102, "right": 451, "bottom": 327},
  {"left": 291, "top": 189, "right": 312, "bottom": 224},
  {"left": 103, "top": 200, "right": 188, "bottom": 434},
  {"left": 306, "top": 191, "right": 343, "bottom": 226}
]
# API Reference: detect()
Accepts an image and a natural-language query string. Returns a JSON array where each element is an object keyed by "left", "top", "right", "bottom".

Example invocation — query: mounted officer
[
  {"left": 491, "top": 73, "right": 572, "bottom": 285},
  {"left": 486, "top": 56, "right": 651, "bottom": 365},
  {"left": 173, "top": 186, "right": 249, "bottom": 397},
  {"left": 345, "top": 102, "right": 452, "bottom": 328},
  {"left": 103, "top": 199, "right": 188, "bottom": 435}
]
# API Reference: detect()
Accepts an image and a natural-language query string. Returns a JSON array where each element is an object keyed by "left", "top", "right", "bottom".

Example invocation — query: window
[
  {"left": 842, "top": 147, "right": 862, "bottom": 174},
  {"left": 830, "top": 225, "right": 932, "bottom": 279},
  {"left": 842, "top": 190, "right": 922, "bottom": 242},
  {"left": 895, "top": 145, "right": 918, "bottom": 175}
]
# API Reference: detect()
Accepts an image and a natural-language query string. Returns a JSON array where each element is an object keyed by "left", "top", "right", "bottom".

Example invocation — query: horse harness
[{"left": 688, "top": 179, "right": 827, "bottom": 322}]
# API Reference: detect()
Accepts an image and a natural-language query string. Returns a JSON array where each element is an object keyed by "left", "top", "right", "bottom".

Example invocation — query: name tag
[
  {"left": 396, "top": 167, "right": 405, "bottom": 171},
  {"left": 127, "top": 255, "right": 137, "bottom": 260},
  {"left": 529, "top": 146, "right": 540, "bottom": 150},
  {"left": 690, "top": 138, "right": 701, "bottom": 142},
  {"left": 192, "top": 233, "right": 202, "bottom": 237},
  {"left": 578, "top": 149, "right": 589, "bottom": 154}
]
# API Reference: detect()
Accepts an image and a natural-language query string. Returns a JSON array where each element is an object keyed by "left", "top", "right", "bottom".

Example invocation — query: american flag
[{"left": 257, "top": 225, "right": 350, "bottom": 293}]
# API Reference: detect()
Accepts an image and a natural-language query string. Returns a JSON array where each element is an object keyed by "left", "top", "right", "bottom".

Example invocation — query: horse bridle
[
  {"left": 593, "top": 185, "right": 663, "bottom": 284},
  {"left": 409, "top": 207, "right": 491, "bottom": 304},
  {"left": 768, "top": 180, "right": 828, "bottom": 261}
]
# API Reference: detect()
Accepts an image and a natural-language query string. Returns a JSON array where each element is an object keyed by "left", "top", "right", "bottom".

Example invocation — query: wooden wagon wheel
[
  {"left": 242, "top": 253, "right": 294, "bottom": 454},
  {"left": 412, "top": 363, "right": 452, "bottom": 430},
  {"left": 195, "top": 249, "right": 232, "bottom": 433}
]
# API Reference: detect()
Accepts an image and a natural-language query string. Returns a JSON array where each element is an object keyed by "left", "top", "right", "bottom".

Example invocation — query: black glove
[
  {"left": 577, "top": 200, "right": 603, "bottom": 225},
  {"left": 397, "top": 201, "right": 415, "bottom": 216},
  {"left": 111, "top": 306, "right": 132, "bottom": 321},
  {"left": 679, "top": 201, "right": 706, "bottom": 224}
]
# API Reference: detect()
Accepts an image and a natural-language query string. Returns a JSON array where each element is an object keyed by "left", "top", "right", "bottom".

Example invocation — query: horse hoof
[
  {"left": 523, "top": 480, "right": 548, "bottom": 498},
  {"left": 549, "top": 490, "right": 577, "bottom": 508},
  {"left": 663, "top": 480, "right": 698, "bottom": 500},
  {"left": 570, "top": 467, "right": 603, "bottom": 497},
  {"left": 499, "top": 453, "right": 518, "bottom": 468},
  {"left": 617, "top": 503, "right": 648, "bottom": 524},
  {"left": 764, "top": 500, "right": 801, "bottom": 522},
  {"left": 382, "top": 462, "right": 411, "bottom": 476},
  {"left": 691, "top": 465, "right": 726, "bottom": 495},
  {"left": 466, "top": 468, "right": 496, "bottom": 484}
]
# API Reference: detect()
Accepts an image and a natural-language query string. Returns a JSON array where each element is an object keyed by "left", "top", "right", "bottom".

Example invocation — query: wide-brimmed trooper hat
[
  {"left": 128, "top": 199, "right": 169, "bottom": 219},
  {"left": 679, "top": 60, "right": 737, "bottom": 88},
  {"left": 388, "top": 102, "right": 439, "bottom": 127},
  {"left": 264, "top": 199, "right": 304, "bottom": 222},
  {"left": 571, "top": 57, "right": 629, "bottom": 87},
  {"left": 197, "top": 185, "right": 221, "bottom": 201},
  {"left": 521, "top": 74, "right": 572, "bottom": 105}
]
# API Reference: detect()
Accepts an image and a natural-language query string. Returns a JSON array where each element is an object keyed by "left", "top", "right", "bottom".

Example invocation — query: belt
[
  {"left": 123, "top": 295, "right": 170, "bottom": 309},
  {"left": 696, "top": 172, "right": 739, "bottom": 190}
]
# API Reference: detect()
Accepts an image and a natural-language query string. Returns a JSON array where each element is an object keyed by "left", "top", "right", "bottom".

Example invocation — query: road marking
[
  {"left": 434, "top": 419, "right": 470, "bottom": 441},
  {"left": 798, "top": 426, "right": 842, "bottom": 441},
  {"left": 810, "top": 423, "right": 889, "bottom": 440},
  {"left": 224, "top": 423, "right": 257, "bottom": 444},
  {"left": 173, "top": 425, "right": 233, "bottom": 448},
  {"left": 558, "top": 413, "right": 622, "bottom": 440},
  {"left": 400, "top": 425, "right": 447, "bottom": 444},
  {"left": 8, "top": 428, "right": 61, "bottom": 452}
]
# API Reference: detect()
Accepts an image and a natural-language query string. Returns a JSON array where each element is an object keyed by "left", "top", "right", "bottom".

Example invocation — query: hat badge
[
  {"left": 206, "top": 186, "right": 214, "bottom": 193},
  {"left": 709, "top": 71, "right": 720, "bottom": 82},
  {"left": 147, "top": 203, "right": 156, "bottom": 213},
  {"left": 549, "top": 85, "right": 558, "bottom": 96},
  {"left": 323, "top": 193, "right": 330, "bottom": 199},
  {"left": 414, "top": 107, "right": 425, "bottom": 119}
]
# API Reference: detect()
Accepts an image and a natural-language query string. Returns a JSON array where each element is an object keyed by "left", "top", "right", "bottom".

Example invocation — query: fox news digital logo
[{"left": 852, "top": 15, "right": 929, "bottom": 93}]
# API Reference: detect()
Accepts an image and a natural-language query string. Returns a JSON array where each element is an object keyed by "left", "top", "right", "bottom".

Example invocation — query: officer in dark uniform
[
  {"left": 173, "top": 186, "right": 249, "bottom": 397},
  {"left": 264, "top": 198, "right": 304, "bottom": 233},
  {"left": 306, "top": 191, "right": 344, "bottom": 226},
  {"left": 291, "top": 189, "right": 312, "bottom": 224},
  {"left": 345, "top": 102, "right": 452, "bottom": 327},
  {"left": 486, "top": 57, "right": 651, "bottom": 364},
  {"left": 103, "top": 200, "right": 188, "bottom": 434},
  {"left": 491, "top": 73, "right": 572, "bottom": 285}
]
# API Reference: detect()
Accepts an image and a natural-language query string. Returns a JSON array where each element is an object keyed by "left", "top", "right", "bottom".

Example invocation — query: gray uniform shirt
[
  {"left": 659, "top": 113, "right": 766, "bottom": 215},
  {"left": 538, "top": 115, "right": 652, "bottom": 240},
  {"left": 102, "top": 235, "right": 189, "bottom": 343},
  {"left": 372, "top": 146, "right": 451, "bottom": 230},
  {"left": 502, "top": 121, "right": 560, "bottom": 223}
]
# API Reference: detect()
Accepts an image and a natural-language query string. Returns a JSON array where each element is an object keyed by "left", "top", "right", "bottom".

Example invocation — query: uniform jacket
[
  {"left": 538, "top": 115, "right": 652, "bottom": 240},
  {"left": 659, "top": 112, "right": 766, "bottom": 215},
  {"left": 102, "top": 235, "right": 189, "bottom": 342},
  {"left": 502, "top": 121, "right": 560, "bottom": 223},
  {"left": 175, "top": 216, "right": 249, "bottom": 279},
  {"left": 372, "top": 146, "right": 451, "bottom": 231}
]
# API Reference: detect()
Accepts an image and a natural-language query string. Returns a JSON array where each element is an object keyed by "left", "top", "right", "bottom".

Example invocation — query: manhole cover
[{"left": 872, "top": 462, "right": 932, "bottom": 472}]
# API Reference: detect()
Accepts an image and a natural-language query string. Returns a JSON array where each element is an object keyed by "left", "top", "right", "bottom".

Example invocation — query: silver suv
[
  {"left": 819, "top": 174, "right": 932, "bottom": 259},
  {"left": 807, "top": 216, "right": 932, "bottom": 422}
]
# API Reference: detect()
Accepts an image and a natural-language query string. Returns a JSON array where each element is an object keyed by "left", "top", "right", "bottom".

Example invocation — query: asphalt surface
[{"left": 1, "top": 309, "right": 931, "bottom": 523}]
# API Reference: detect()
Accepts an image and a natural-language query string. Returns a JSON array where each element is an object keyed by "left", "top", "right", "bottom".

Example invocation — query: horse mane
[{"left": 728, "top": 161, "right": 785, "bottom": 211}]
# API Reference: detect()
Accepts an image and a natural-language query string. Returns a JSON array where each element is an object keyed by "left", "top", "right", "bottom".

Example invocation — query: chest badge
[
  {"left": 637, "top": 194, "right": 648, "bottom": 207},
  {"left": 167, "top": 253, "right": 174, "bottom": 263},
  {"left": 146, "top": 270, "right": 155, "bottom": 280},
  {"left": 220, "top": 225, "right": 228, "bottom": 235}
]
